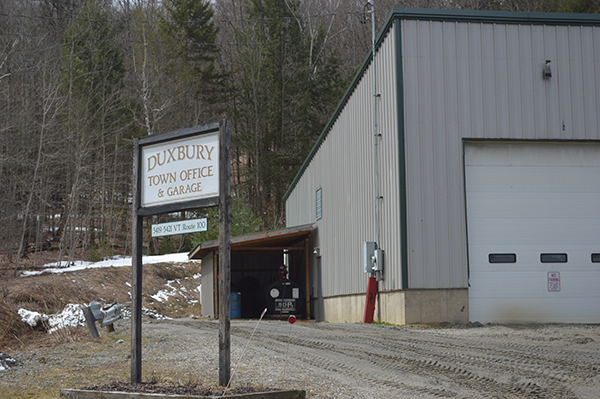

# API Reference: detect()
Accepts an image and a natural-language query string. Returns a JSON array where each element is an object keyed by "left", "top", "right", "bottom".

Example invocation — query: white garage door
[{"left": 466, "top": 142, "right": 600, "bottom": 324}]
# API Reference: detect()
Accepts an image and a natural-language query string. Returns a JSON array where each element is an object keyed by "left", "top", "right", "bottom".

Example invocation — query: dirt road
[
  {"left": 2, "top": 316, "right": 599, "bottom": 398},
  {"left": 4, "top": 263, "right": 598, "bottom": 397},
  {"left": 139, "top": 318, "right": 600, "bottom": 398}
]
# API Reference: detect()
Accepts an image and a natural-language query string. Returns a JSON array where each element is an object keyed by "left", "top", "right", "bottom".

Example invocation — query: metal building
[{"left": 284, "top": 8, "right": 600, "bottom": 324}]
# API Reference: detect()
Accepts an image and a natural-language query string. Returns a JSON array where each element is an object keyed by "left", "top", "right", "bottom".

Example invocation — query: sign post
[
  {"left": 131, "top": 120, "right": 229, "bottom": 384},
  {"left": 131, "top": 145, "right": 143, "bottom": 383},
  {"left": 218, "top": 120, "right": 231, "bottom": 386}
]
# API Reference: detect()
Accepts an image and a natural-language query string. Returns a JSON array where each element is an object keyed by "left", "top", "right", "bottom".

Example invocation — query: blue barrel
[{"left": 230, "top": 292, "right": 241, "bottom": 319}]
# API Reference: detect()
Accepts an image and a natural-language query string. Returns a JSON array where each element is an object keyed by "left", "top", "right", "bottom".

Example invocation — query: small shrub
[
  {"left": 158, "top": 237, "right": 175, "bottom": 255},
  {"left": 86, "top": 240, "right": 114, "bottom": 263}
]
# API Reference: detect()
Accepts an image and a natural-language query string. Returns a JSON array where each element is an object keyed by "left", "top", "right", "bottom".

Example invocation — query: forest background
[{"left": 1, "top": 0, "right": 597, "bottom": 273}]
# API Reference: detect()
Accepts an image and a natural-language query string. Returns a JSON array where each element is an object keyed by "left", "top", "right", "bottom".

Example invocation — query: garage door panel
[
  {"left": 465, "top": 142, "right": 600, "bottom": 167},
  {"left": 466, "top": 192, "right": 600, "bottom": 219},
  {"left": 470, "top": 271, "right": 555, "bottom": 298},
  {"left": 468, "top": 220, "right": 600, "bottom": 246},
  {"left": 467, "top": 166, "right": 600, "bottom": 193},
  {"left": 469, "top": 245, "right": 600, "bottom": 271},
  {"left": 470, "top": 298, "right": 599, "bottom": 324},
  {"left": 466, "top": 141, "right": 600, "bottom": 323},
  {"left": 470, "top": 270, "right": 600, "bottom": 295}
]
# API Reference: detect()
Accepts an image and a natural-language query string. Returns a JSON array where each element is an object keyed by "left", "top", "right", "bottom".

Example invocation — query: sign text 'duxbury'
[{"left": 141, "top": 132, "right": 219, "bottom": 207}]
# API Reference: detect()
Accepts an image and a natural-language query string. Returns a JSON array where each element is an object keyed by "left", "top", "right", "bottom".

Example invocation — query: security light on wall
[{"left": 544, "top": 60, "right": 552, "bottom": 79}]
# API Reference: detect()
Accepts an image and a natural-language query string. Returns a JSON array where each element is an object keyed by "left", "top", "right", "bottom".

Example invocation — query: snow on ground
[
  {"left": 18, "top": 304, "right": 86, "bottom": 334},
  {"left": 151, "top": 280, "right": 180, "bottom": 303},
  {"left": 16, "top": 303, "right": 173, "bottom": 339},
  {"left": 0, "top": 352, "right": 18, "bottom": 371},
  {"left": 21, "top": 253, "right": 198, "bottom": 276},
  {"left": 15, "top": 253, "right": 200, "bottom": 336},
  {"left": 149, "top": 277, "right": 201, "bottom": 305}
]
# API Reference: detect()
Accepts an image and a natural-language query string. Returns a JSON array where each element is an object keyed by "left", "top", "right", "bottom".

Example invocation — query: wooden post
[
  {"left": 131, "top": 140, "right": 143, "bottom": 383},
  {"left": 213, "top": 251, "right": 219, "bottom": 319},
  {"left": 218, "top": 120, "right": 231, "bottom": 386},
  {"left": 304, "top": 239, "right": 310, "bottom": 319}
]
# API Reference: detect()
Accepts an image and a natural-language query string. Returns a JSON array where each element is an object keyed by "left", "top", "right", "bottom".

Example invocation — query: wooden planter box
[{"left": 60, "top": 389, "right": 305, "bottom": 399}]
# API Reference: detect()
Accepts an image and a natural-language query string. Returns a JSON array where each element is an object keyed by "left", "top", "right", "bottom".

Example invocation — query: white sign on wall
[
  {"left": 548, "top": 272, "right": 561, "bottom": 292},
  {"left": 151, "top": 218, "right": 208, "bottom": 237},
  {"left": 141, "top": 132, "right": 219, "bottom": 207}
]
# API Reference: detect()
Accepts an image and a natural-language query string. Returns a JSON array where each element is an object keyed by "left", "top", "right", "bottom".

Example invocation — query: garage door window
[
  {"left": 592, "top": 254, "right": 600, "bottom": 263},
  {"left": 541, "top": 253, "right": 568, "bottom": 263},
  {"left": 488, "top": 253, "right": 517, "bottom": 263}
]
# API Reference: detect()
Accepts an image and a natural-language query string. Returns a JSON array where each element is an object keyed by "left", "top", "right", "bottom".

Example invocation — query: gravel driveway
[{"left": 2, "top": 317, "right": 600, "bottom": 398}]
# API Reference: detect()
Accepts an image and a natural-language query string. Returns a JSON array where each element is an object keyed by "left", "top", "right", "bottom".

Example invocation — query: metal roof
[{"left": 188, "top": 224, "right": 314, "bottom": 260}]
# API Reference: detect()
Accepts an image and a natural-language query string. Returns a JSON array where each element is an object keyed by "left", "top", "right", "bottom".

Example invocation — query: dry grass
[
  {"left": 0, "top": 332, "right": 132, "bottom": 399},
  {"left": 0, "top": 260, "right": 202, "bottom": 352}
]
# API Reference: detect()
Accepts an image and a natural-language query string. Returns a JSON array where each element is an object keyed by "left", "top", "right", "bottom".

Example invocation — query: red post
[{"left": 363, "top": 276, "right": 378, "bottom": 323}]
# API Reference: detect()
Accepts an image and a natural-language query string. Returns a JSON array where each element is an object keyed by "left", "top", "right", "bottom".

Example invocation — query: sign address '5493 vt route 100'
[{"left": 141, "top": 132, "right": 219, "bottom": 208}]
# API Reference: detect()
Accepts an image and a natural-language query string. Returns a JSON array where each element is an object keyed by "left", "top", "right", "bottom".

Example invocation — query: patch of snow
[
  {"left": 21, "top": 253, "right": 199, "bottom": 276},
  {"left": 47, "top": 304, "right": 86, "bottom": 333},
  {"left": 0, "top": 352, "right": 18, "bottom": 371},
  {"left": 193, "top": 273, "right": 201, "bottom": 279},
  {"left": 150, "top": 290, "right": 172, "bottom": 302},
  {"left": 18, "top": 308, "right": 48, "bottom": 328},
  {"left": 150, "top": 279, "right": 180, "bottom": 302},
  {"left": 120, "top": 306, "right": 171, "bottom": 320},
  {"left": 18, "top": 304, "right": 86, "bottom": 333}
]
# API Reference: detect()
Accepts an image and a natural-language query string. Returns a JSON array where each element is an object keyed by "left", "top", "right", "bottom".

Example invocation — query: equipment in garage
[
  {"left": 191, "top": 224, "right": 313, "bottom": 320},
  {"left": 265, "top": 278, "right": 303, "bottom": 315}
]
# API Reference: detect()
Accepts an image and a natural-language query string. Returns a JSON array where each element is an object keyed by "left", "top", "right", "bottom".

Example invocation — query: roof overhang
[{"left": 188, "top": 224, "right": 314, "bottom": 260}]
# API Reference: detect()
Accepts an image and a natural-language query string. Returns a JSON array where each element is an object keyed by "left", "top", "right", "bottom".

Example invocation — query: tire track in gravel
[
  {"left": 359, "top": 330, "right": 596, "bottom": 385},
  {"left": 254, "top": 330, "right": 569, "bottom": 398},
  {"left": 226, "top": 322, "right": 597, "bottom": 398},
  {"left": 161, "top": 319, "right": 599, "bottom": 398},
  {"left": 323, "top": 325, "right": 598, "bottom": 384}
]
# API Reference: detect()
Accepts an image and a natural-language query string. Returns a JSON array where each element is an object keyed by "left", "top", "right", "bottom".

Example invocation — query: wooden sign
[{"left": 131, "top": 120, "right": 231, "bottom": 385}]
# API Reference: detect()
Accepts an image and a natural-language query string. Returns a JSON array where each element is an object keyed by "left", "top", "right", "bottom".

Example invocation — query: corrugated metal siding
[
  {"left": 286, "top": 28, "right": 401, "bottom": 297},
  {"left": 401, "top": 20, "right": 600, "bottom": 288},
  {"left": 287, "top": 13, "right": 600, "bottom": 295}
]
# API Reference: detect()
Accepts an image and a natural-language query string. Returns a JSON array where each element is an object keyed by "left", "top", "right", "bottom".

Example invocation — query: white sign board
[
  {"left": 141, "top": 132, "right": 219, "bottom": 208},
  {"left": 151, "top": 218, "right": 208, "bottom": 237},
  {"left": 548, "top": 272, "right": 561, "bottom": 292}
]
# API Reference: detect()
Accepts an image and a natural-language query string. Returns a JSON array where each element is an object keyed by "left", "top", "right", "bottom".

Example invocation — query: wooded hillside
[{"left": 1, "top": 0, "right": 596, "bottom": 271}]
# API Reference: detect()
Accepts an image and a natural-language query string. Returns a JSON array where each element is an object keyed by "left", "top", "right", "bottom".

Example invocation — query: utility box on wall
[
  {"left": 363, "top": 241, "right": 376, "bottom": 273},
  {"left": 364, "top": 241, "right": 384, "bottom": 280}
]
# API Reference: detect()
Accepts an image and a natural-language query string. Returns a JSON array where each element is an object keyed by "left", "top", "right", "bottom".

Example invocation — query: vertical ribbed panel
[
  {"left": 402, "top": 20, "right": 600, "bottom": 289},
  {"left": 287, "top": 15, "right": 600, "bottom": 295},
  {"left": 286, "top": 29, "right": 401, "bottom": 297}
]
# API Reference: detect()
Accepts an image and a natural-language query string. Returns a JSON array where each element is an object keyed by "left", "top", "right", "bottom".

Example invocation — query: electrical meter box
[
  {"left": 363, "top": 241, "right": 376, "bottom": 273},
  {"left": 373, "top": 248, "right": 384, "bottom": 272}
]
